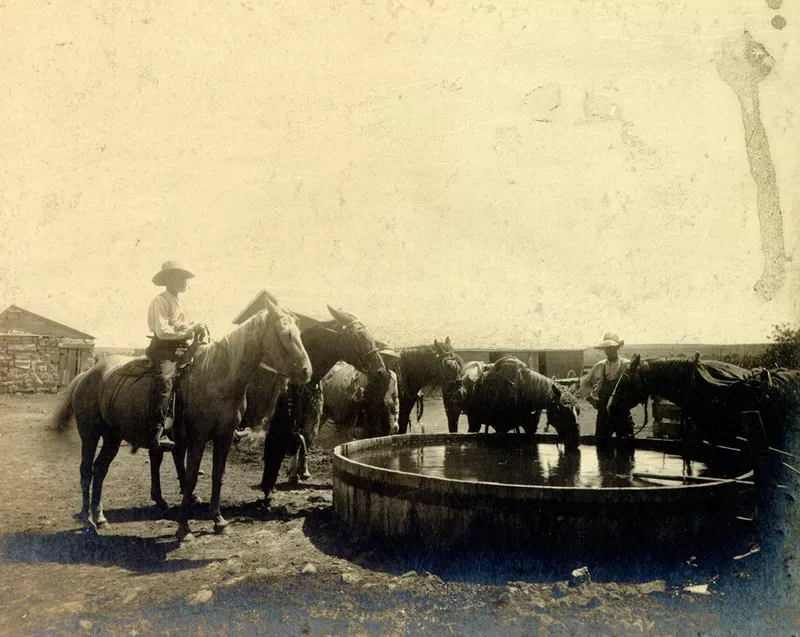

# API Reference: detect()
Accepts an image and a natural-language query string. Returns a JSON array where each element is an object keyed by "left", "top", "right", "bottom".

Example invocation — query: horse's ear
[
  {"left": 328, "top": 305, "right": 354, "bottom": 325},
  {"left": 693, "top": 352, "right": 701, "bottom": 364},
  {"left": 445, "top": 336, "right": 451, "bottom": 347},
  {"left": 552, "top": 383, "right": 563, "bottom": 397},
  {"left": 760, "top": 368, "right": 773, "bottom": 389},
  {"left": 629, "top": 354, "right": 641, "bottom": 373},
  {"left": 265, "top": 295, "right": 279, "bottom": 316}
]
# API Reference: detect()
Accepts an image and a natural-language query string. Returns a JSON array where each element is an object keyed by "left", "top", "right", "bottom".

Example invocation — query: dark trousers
[
  {"left": 596, "top": 380, "right": 634, "bottom": 441},
  {"left": 146, "top": 338, "right": 187, "bottom": 429}
]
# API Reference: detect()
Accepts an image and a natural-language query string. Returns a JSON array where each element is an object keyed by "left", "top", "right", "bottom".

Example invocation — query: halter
[{"left": 339, "top": 320, "right": 381, "bottom": 374}]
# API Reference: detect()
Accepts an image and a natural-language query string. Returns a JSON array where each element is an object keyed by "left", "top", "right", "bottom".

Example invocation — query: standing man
[
  {"left": 579, "top": 333, "right": 634, "bottom": 443},
  {"left": 147, "top": 261, "right": 208, "bottom": 450}
]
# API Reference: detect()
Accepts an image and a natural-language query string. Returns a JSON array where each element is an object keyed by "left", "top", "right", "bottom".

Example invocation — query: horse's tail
[
  {"left": 415, "top": 391, "right": 425, "bottom": 422},
  {"left": 52, "top": 372, "right": 84, "bottom": 432}
]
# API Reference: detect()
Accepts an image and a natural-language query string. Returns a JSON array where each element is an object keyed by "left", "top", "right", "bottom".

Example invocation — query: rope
[{"left": 633, "top": 395, "right": 649, "bottom": 436}]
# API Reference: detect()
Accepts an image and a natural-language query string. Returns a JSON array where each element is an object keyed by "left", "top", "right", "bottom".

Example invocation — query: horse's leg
[
  {"left": 210, "top": 429, "right": 235, "bottom": 535},
  {"left": 297, "top": 434, "right": 311, "bottom": 480},
  {"left": 466, "top": 411, "right": 480, "bottom": 434},
  {"left": 286, "top": 434, "right": 301, "bottom": 484},
  {"left": 79, "top": 431, "right": 101, "bottom": 532},
  {"left": 398, "top": 396, "right": 413, "bottom": 435},
  {"left": 445, "top": 404, "right": 460, "bottom": 434},
  {"left": 149, "top": 448, "right": 169, "bottom": 512},
  {"left": 91, "top": 434, "right": 122, "bottom": 528},
  {"left": 177, "top": 438, "right": 205, "bottom": 543},
  {"left": 172, "top": 444, "right": 203, "bottom": 505},
  {"left": 260, "top": 416, "right": 294, "bottom": 501}
]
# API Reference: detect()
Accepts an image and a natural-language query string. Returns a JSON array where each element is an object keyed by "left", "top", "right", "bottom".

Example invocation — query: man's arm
[
  {"left": 150, "top": 297, "right": 194, "bottom": 340},
  {"left": 579, "top": 362, "right": 602, "bottom": 401}
]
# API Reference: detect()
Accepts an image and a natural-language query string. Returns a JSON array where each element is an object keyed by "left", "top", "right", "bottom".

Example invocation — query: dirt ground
[{"left": 0, "top": 392, "right": 798, "bottom": 637}]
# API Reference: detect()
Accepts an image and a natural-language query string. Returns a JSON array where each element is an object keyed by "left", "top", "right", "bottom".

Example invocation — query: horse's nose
[{"left": 298, "top": 364, "right": 312, "bottom": 384}]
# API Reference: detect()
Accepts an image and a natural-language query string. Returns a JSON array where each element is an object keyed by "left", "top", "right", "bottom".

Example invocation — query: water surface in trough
[{"left": 352, "top": 442, "right": 717, "bottom": 488}]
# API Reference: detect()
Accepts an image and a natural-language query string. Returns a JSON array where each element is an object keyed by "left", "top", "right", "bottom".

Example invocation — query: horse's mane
[
  {"left": 638, "top": 357, "right": 696, "bottom": 382},
  {"left": 194, "top": 310, "right": 271, "bottom": 385},
  {"left": 518, "top": 365, "right": 561, "bottom": 407}
]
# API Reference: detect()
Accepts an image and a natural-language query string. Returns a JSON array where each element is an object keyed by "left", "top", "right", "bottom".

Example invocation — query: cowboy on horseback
[
  {"left": 147, "top": 261, "right": 208, "bottom": 450},
  {"left": 579, "top": 332, "right": 634, "bottom": 443}
]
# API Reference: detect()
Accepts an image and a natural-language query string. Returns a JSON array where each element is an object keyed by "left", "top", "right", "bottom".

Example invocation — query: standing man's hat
[
  {"left": 595, "top": 333, "right": 624, "bottom": 349},
  {"left": 152, "top": 261, "right": 196, "bottom": 286}
]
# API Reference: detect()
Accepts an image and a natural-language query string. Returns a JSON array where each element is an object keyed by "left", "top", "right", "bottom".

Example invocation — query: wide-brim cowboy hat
[
  {"left": 152, "top": 261, "right": 196, "bottom": 286},
  {"left": 595, "top": 332, "right": 624, "bottom": 349}
]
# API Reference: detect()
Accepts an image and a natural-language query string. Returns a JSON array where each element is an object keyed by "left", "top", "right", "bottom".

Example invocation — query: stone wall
[{"left": 0, "top": 334, "right": 92, "bottom": 394}]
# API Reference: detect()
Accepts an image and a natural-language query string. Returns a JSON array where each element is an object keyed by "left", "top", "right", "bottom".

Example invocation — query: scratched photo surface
[{"left": 0, "top": 1, "right": 798, "bottom": 636}]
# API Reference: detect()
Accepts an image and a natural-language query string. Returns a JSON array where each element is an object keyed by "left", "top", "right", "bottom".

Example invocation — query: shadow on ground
[{"left": 0, "top": 529, "right": 214, "bottom": 573}]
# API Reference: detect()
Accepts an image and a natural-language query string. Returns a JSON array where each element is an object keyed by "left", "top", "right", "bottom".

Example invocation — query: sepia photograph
[{"left": 0, "top": 1, "right": 798, "bottom": 635}]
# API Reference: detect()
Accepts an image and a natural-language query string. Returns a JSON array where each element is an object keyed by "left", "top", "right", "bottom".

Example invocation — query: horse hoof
[
  {"left": 214, "top": 523, "right": 231, "bottom": 536},
  {"left": 95, "top": 518, "right": 109, "bottom": 529},
  {"left": 191, "top": 494, "right": 204, "bottom": 505},
  {"left": 155, "top": 499, "right": 170, "bottom": 513},
  {"left": 177, "top": 528, "right": 195, "bottom": 543}
]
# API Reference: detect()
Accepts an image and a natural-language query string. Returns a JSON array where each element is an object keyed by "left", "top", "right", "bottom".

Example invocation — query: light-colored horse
[{"left": 53, "top": 297, "right": 312, "bottom": 542}]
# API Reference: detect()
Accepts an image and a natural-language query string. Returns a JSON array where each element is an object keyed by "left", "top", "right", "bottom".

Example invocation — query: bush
[
  {"left": 761, "top": 323, "right": 800, "bottom": 369},
  {"left": 716, "top": 324, "right": 800, "bottom": 370}
]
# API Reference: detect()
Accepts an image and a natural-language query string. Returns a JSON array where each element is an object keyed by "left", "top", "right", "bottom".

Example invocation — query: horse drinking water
[
  {"left": 466, "top": 356, "right": 581, "bottom": 451},
  {"left": 53, "top": 297, "right": 312, "bottom": 542}
]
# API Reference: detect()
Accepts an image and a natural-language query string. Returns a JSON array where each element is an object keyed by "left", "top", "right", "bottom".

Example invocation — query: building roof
[
  {"left": 232, "top": 290, "right": 322, "bottom": 332},
  {"left": 0, "top": 304, "right": 95, "bottom": 339},
  {"left": 453, "top": 347, "right": 585, "bottom": 353}
]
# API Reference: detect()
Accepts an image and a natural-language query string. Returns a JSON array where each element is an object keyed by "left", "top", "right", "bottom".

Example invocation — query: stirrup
[
  {"left": 153, "top": 425, "right": 175, "bottom": 451},
  {"left": 157, "top": 434, "right": 175, "bottom": 451}
]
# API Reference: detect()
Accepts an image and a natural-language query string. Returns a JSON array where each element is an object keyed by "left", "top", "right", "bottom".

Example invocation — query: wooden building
[
  {"left": 0, "top": 305, "right": 95, "bottom": 392},
  {"left": 233, "top": 290, "right": 322, "bottom": 330}
]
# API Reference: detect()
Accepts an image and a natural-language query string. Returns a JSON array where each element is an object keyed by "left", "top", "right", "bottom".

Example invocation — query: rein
[{"left": 259, "top": 361, "right": 289, "bottom": 378}]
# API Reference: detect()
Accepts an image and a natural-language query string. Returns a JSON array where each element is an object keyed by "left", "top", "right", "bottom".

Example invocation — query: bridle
[{"left": 338, "top": 320, "right": 382, "bottom": 375}]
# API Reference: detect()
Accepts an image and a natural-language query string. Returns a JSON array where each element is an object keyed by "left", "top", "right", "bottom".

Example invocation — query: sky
[{"left": 1, "top": 0, "right": 799, "bottom": 349}]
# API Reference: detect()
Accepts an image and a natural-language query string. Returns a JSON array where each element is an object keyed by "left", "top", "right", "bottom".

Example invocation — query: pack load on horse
[
  {"left": 237, "top": 304, "right": 389, "bottom": 499},
  {"left": 466, "top": 356, "right": 581, "bottom": 451},
  {"left": 53, "top": 288, "right": 312, "bottom": 543},
  {"left": 396, "top": 337, "right": 463, "bottom": 434},
  {"left": 608, "top": 353, "right": 800, "bottom": 453},
  {"left": 319, "top": 360, "right": 399, "bottom": 440}
]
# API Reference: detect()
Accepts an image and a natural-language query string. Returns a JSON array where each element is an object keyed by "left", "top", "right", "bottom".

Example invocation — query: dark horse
[
  {"left": 396, "top": 337, "right": 463, "bottom": 434},
  {"left": 238, "top": 306, "right": 387, "bottom": 500},
  {"left": 53, "top": 297, "right": 312, "bottom": 542},
  {"left": 466, "top": 356, "right": 581, "bottom": 451},
  {"left": 607, "top": 354, "right": 800, "bottom": 451},
  {"left": 444, "top": 360, "right": 488, "bottom": 433}
]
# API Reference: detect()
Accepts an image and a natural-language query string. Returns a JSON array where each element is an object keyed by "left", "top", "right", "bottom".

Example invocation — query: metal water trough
[{"left": 333, "top": 434, "right": 754, "bottom": 553}]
